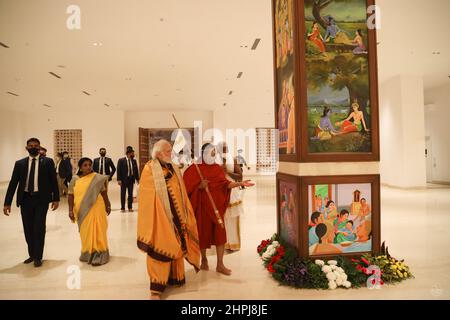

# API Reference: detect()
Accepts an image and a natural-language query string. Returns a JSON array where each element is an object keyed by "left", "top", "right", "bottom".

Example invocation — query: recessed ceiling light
[
  {"left": 93, "top": 42, "right": 103, "bottom": 46},
  {"left": 251, "top": 38, "right": 261, "bottom": 50},
  {"left": 223, "top": 103, "right": 227, "bottom": 106},
  {"left": 57, "top": 65, "right": 66, "bottom": 68},
  {"left": 49, "top": 72, "right": 61, "bottom": 79},
  {"left": 43, "top": 104, "right": 52, "bottom": 108},
  {"left": 228, "top": 90, "right": 233, "bottom": 95},
  {"left": 0, "top": 42, "right": 10, "bottom": 48},
  {"left": 104, "top": 103, "right": 110, "bottom": 107},
  {"left": 82, "top": 91, "right": 90, "bottom": 95},
  {"left": 160, "top": 18, "right": 164, "bottom": 22},
  {"left": 237, "top": 72, "right": 243, "bottom": 79},
  {"left": 6, "top": 91, "right": 19, "bottom": 96}
]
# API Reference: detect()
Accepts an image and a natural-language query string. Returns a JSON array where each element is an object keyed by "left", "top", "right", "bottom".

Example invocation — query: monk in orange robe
[
  {"left": 137, "top": 139, "right": 200, "bottom": 299},
  {"left": 183, "top": 143, "right": 254, "bottom": 275}
]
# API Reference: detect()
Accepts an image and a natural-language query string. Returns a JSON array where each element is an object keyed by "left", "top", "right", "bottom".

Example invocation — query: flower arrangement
[
  {"left": 316, "top": 259, "right": 352, "bottom": 289},
  {"left": 257, "top": 235, "right": 413, "bottom": 290},
  {"left": 364, "top": 242, "right": 413, "bottom": 283}
]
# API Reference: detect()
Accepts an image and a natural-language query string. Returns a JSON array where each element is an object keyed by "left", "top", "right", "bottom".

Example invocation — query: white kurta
[{"left": 224, "top": 161, "right": 244, "bottom": 251}]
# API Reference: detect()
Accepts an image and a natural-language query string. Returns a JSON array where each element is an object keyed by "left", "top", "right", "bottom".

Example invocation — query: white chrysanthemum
[
  {"left": 337, "top": 267, "right": 345, "bottom": 273},
  {"left": 330, "top": 265, "right": 338, "bottom": 271},
  {"left": 336, "top": 277, "right": 344, "bottom": 286},
  {"left": 315, "top": 260, "right": 325, "bottom": 266},
  {"left": 271, "top": 241, "right": 280, "bottom": 247},
  {"left": 326, "top": 272, "right": 337, "bottom": 281},
  {"left": 322, "top": 265, "right": 332, "bottom": 273},
  {"left": 341, "top": 274, "right": 348, "bottom": 281},
  {"left": 343, "top": 281, "right": 352, "bottom": 288},
  {"left": 328, "top": 281, "right": 337, "bottom": 290},
  {"left": 328, "top": 260, "right": 338, "bottom": 266}
]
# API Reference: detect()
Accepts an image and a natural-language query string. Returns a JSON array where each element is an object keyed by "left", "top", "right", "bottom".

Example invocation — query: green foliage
[
  {"left": 365, "top": 254, "right": 414, "bottom": 284},
  {"left": 303, "top": 260, "right": 329, "bottom": 289},
  {"left": 337, "top": 256, "right": 367, "bottom": 288},
  {"left": 257, "top": 236, "right": 413, "bottom": 290}
]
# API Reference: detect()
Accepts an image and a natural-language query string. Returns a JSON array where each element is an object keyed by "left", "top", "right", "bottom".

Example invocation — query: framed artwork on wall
[
  {"left": 272, "top": 0, "right": 302, "bottom": 162},
  {"left": 299, "top": 174, "right": 381, "bottom": 259},
  {"left": 299, "top": 0, "right": 380, "bottom": 162}
]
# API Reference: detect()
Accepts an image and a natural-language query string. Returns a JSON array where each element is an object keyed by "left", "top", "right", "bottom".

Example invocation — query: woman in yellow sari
[{"left": 68, "top": 158, "right": 111, "bottom": 266}]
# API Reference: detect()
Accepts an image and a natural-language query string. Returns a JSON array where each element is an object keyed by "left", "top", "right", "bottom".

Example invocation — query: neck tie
[
  {"left": 100, "top": 158, "right": 104, "bottom": 174},
  {"left": 28, "top": 158, "right": 36, "bottom": 193}
]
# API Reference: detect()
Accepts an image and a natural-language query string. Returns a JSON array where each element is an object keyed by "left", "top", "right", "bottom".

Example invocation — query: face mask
[{"left": 28, "top": 148, "right": 39, "bottom": 157}]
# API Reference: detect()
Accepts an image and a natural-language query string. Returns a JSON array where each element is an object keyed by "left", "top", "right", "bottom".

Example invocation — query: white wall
[
  {"left": 125, "top": 110, "right": 214, "bottom": 159},
  {"left": 0, "top": 109, "right": 27, "bottom": 182},
  {"left": 213, "top": 103, "right": 274, "bottom": 175},
  {"left": 380, "top": 75, "right": 427, "bottom": 188},
  {"left": 23, "top": 109, "right": 125, "bottom": 167},
  {"left": 425, "top": 84, "right": 450, "bottom": 183}
]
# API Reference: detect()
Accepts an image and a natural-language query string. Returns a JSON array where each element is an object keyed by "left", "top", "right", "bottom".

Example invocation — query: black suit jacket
[
  {"left": 116, "top": 157, "right": 139, "bottom": 183},
  {"left": 4, "top": 156, "right": 60, "bottom": 207},
  {"left": 58, "top": 158, "right": 73, "bottom": 181},
  {"left": 93, "top": 157, "right": 116, "bottom": 180}
]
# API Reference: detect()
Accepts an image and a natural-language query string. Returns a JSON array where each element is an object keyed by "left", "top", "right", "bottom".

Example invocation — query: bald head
[{"left": 152, "top": 139, "right": 172, "bottom": 163}]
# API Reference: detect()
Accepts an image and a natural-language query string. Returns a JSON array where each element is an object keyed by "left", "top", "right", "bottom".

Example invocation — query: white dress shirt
[
  {"left": 100, "top": 157, "right": 105, "bottom": 174},
  {"left": 25, "top": 156, "right": 39, "bottom": 192},
  {"left": 127, "top": 157, "right": 133, "bottom": 176}
]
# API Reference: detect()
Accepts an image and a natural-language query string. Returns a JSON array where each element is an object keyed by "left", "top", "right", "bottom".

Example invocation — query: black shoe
[
  {"left": 34, "top": 259, "right": 43, "bottom": 267},
  {"left": 23, "top": 257, "right": 34, "bottom": 264}
]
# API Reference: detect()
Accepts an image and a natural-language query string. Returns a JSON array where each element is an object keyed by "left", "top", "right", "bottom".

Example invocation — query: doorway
[{"left": 425, "top": 136, "right": 433, "bottom": 183}]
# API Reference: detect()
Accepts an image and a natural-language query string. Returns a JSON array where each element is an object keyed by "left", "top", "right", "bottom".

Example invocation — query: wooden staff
[{"left": 172, "top": 114, "right": 224, "bottom": 228}]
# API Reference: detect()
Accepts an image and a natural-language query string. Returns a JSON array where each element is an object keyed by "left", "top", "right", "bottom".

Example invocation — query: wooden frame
[
  {"left": 276, "top": 172, "right": 301, "bottom": 251},
  {"left": 272, "top": 0, "right": 302, "bottom": 162},
  {"left": 272, "top": 0, "right": 380, "bottom": 163},
  {"left": 138, "top": 127, "right": 196, "bottom": 173},
  {"left": 299, "top": 174, "right": 381, "bottom": 259},
  {"left": 299, "top": 0, "right": 380, "bottom": 162}
]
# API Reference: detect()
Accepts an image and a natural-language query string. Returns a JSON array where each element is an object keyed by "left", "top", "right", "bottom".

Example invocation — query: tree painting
[{"left": 305, "top": 0, "right": 372, "bottom": 153}]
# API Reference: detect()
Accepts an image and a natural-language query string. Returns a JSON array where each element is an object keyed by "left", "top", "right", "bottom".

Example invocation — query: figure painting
[
  {"left": 274, "top": 0, "right": 297, "bottom": 156},
  {"left": 278, "top": 180, "right": 298, "bottom": 249},
  {"left": 304, "top": 0, "right": 372, "bottom": 153},
  {"left": 308, "top": 183, "right": 372, "bottom": 256}
]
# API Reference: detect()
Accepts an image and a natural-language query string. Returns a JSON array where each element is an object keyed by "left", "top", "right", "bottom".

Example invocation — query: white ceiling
[
  {"left": 376, "top": 0, "right": 450, "bottom": 90},
  {"left": 0, "top": 0, "right": 449, "bottom": 113}
]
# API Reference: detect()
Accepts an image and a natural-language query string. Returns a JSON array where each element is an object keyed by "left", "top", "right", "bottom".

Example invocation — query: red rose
[
  {"left": 271, "top": 255, "right": 281, "bottom": 264},
  {"left": 361, "top": 257, "right": 370, "bottom": 265},
  {"left": 351, "top": 258, "right": 359, "bottom": 263},
  {"left": 267, "top": 264, "right": 275, "bottom": 273}
]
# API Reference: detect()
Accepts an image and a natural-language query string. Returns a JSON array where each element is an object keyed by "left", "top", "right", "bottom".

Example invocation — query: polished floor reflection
[{"left": 0, "top": 176, "right": 449, "bottom": 299}]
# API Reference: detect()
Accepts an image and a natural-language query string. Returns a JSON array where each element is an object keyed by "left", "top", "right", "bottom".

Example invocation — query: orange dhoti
[{"left": 137, "top": 160, "right": 200, "bottom": 294}]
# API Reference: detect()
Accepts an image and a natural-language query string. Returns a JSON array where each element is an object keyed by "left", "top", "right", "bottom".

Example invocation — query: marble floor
[{"left": 0, "top": 176, "right": 449, "bottom": 300}]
